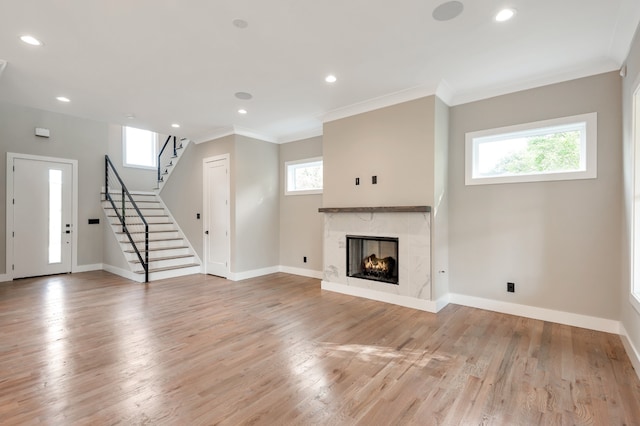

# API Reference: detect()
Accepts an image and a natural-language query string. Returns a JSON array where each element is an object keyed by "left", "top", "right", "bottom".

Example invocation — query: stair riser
[
  {"left": 106, "top": 207, "right": 166, "bottom": 216},
  {"left": 122, "top": 239, "right": 186, "bottom": 250},
  {"left": 109, "top": 221, "right": 176, "bottom": 232},
  {"left": 107, "top": 216, "right": 170, "bottom": 225},
  {"left": 116, "top": 231, "right": 180, "bottom": 242},
  {"left": 124, "top": 247, "right": 191, "bottom": 261},
  {"left": 132, "top": 256, "right": 196, "bottom": 271},
  {"left": 148, "top": 265, "right": 201, "bottom": 282},
  {"left": 104, "top": 203, "right": 162, "bottom": 211}
]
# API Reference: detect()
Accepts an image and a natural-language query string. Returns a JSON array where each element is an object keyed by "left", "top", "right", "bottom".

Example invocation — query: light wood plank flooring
[{"left": 1, "top": 271, "right": 639, "bottom": 425}]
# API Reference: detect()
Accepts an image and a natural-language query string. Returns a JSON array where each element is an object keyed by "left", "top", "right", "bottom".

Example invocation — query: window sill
[{"left": 285, "top": 189, "right": 323, "bottom": 196}]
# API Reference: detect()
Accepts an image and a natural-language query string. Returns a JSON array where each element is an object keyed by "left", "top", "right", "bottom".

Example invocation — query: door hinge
[
  {"left": 13, "top": 165, "right": 15, "bottom": 172},
  {"left": 12, "top": 231, "right": 14, "bottom": 237},
  {"left": 12, "top": 198, "right": 14, "bottom": 205},
  {"left": 12, "top": 264, "right": 14, "bottom": 271}
]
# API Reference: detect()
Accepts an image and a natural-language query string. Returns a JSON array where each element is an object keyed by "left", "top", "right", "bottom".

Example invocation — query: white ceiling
[{"left": 1, "top": 0, "right": 639, "bottom": 143}]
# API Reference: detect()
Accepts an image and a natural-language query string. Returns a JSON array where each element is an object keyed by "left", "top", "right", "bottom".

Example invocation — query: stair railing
[
  {"left": 105, "top": 155, "right": 149, "bottom": 283},
  {"left": 157, "top": 135, "right": 178, "bottom": 184}
]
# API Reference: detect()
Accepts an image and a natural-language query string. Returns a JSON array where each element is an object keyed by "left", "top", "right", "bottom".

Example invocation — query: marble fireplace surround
[{"left": 319, "top": 206, "right": 437, "bottom": 312}]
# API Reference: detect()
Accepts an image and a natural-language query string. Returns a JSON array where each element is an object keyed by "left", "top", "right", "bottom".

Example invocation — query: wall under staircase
[
  {"left": 157, "top": 137, "right": 190, "bottom": 191},
  {"left": 102, "top": 191, "right": 201, "bottom": 282}
]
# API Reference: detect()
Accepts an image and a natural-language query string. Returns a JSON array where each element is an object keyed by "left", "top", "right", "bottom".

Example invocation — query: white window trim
[
  {"left": 122, "top": 126, "right": 158, "bottom": 170},
  {"left": 630, "top": 78, "right": 640, "bottom": 315},
  {"left": 465, "top": 112, "right": 597, "bottom": 186},
  {"left": 285, "top": 156, "right": 323, "bottom": 196}
]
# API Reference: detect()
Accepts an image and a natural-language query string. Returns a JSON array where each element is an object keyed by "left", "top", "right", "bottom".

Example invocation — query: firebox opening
[{"left": 346, "top": 235, "right": 399, "bottom": 285}]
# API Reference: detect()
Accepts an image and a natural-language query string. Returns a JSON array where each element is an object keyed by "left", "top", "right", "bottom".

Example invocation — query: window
[
  {"left": 465, "top": 113, "right": 597, "bottom": 185},
  {"left": 285, "top": 157, "right": 323, "bottom": 195},
  {"left": 123, "top": 126, "right": 157, "bottom": 169},
  {"left": 632, "top": 85, "right": 640, "bottom": 314}
]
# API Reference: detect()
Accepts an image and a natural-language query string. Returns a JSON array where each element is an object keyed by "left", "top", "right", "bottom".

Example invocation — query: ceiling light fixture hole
[
  {"left": 432, "top": 1, "right": 464, "bottom": 22},
  {"left": 235, "top": 92, "right": 253, "bottom": 100},
  {"left": 232, "top": 19, "right": 249, "bottom": 29}
]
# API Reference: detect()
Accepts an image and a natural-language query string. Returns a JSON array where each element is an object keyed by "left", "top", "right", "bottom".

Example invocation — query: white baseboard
[
  {"left": 620, "top": 324, "right": 640, "bottom": 381},
  {"left": 449, "top": 293, "right": 620, "bottom": 334},
  {"left": 102, "top": 264, "right": 144, "bottom": 283},
  {"left": 74, "top": 263, "right": 103, "bottom": 273},
  {"left": 434, "top": 293, "right": 450, "bottom": 312},
  {"left": 229, "top": 266, "right": 280, "bottom": 281},
  {"left": 279, "top": 266, "right": 323, "bottom": 279},
  {"left": 0, "top": 274, "right": 10, "bottom": 283},
  {"left": 321, "top": 280, "right": 440, "bottom": 313}
]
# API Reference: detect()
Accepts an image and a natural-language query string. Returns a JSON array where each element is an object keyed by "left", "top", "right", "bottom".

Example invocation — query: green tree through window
[{"left": 490, "top": 131, "right": 581, "bottom": 175}]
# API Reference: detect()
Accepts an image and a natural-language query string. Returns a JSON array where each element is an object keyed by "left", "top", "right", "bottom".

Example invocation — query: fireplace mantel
[{"left": 318, "top": 206, "right": 430, "bottom": 213}]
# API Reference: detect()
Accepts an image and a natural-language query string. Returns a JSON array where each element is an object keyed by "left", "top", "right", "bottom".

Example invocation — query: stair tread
[
  {"left": 107, "top": 214, "right": 168, "bottom": 218},
  {"left": 134, "top": 263, "right": 200, "bottom": 274},
  {"left": 130, "top": 254, "right": 194, "bottom": 264},
  {"left": 115, "top": 230, "right": 177, "bottom": 234},
  {"left": 128, "top": 237, "right": 184, "bottom": 243},
  {"left": 124, "top": 245, "right": 189, "bottom": 253},
  {"left": 110, "top": 221, "right": 173, "bottom": 225}
]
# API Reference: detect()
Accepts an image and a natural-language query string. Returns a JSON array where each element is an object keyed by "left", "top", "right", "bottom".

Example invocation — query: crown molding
[
  {"left": 277, "top": 126, "right": 323, "bottom": 144},
  {"left": 0, "top": 60, "right": 7, "bottom": 79},
  {"left": 193, "top": 125, "right": 278, "bottom": 145},
  {"left": 233, "top": 125, "right": 278, "bottom": 144},
  {"left": 193, "top": 126, "right": 235, "bottom": 144},
  {"left": 322, "top": 83, "right": 439, "bottom": 124},
  {"left": 449, "top": 60, "right": 619, "bottom": 106}
]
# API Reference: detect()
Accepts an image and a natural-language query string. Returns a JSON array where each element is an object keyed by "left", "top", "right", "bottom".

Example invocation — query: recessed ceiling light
[
  {"left": 432, "top": 1, "right": 464, "bottom": 22},
  {"left": 238, "top": 109, "right": 247, "bottom": 115},
  {"left": 235, "top": 91, "right": 253, "bottom": 100},
  {"left": 171, "top": 123, "right": 180, "bottom": 128},
  {"left": 125, "top": 113, "right": 135, "bottom": 120},
  {"left": 56, "top": 96, "right": 70, "bottom": 102},
  {"left": 232, "top": 19, "right": 248, "bottom": 29},
  {"left": 325, "top": 75, "right": 337, "bottom": 83},
  {"left": 20, "top": 35, "right": 43, "bottom": 46},
  {"left": 495, "top": 8, "right": 515, "bottom": 22}
]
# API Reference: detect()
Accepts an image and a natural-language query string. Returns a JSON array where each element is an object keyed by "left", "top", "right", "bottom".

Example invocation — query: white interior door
[
  {"left": 204, "top": 156, "right": 230, "bottom": 277},
  {"left": 13, "top": 158, "right": 73, "bottom": 278}
]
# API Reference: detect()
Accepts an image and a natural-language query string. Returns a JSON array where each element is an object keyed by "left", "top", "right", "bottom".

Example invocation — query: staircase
[
  {"left": 102, "top": 192, "right": 201, "bottom": 282},
  {"left": 157, "top": 136, "right": 190, "bottom": 191}
]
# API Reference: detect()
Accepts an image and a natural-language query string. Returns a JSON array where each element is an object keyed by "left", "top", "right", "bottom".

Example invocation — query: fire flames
[{"left": 362, "top": 254, "right": 395, "bottom": 279}]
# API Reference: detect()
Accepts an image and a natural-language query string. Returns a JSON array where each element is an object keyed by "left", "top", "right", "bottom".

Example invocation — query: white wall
[
  {"left": 449, "top": 72, "right": 622, "bottom": 320},
  {"left": 323, "top": 96, "right": 435, "bottom": 208},
  {"left": 160, "top": 134, "right": 280, "bottom": 275},
  {"left": 0, "top": 102, "right": 108, "bottom": 273},
  {"left": 621, "top": 26, "right": 640, "bottom": 365},
  {"left": 279, "top": 136, "right": 323, "bottom": 273}
]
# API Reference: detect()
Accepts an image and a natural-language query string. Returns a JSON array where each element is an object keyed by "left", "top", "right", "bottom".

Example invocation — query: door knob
[{"left": 205, "top": 230, "right": 209, "bottom": 235}]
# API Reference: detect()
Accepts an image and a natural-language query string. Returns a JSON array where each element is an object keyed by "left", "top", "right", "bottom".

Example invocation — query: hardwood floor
[{"left": 1, "top": 271, "right": 639, "bottom": 425}]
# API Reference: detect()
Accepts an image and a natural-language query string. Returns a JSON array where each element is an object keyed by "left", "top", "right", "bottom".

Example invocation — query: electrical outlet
[
  {"left": 372, "top": 175, "right": 377, "bottom": 184},
  {"left": 507, "top": 282, "right": 515, "bottom": 293},
  {"left": 355, "top": 177, "right": 360, "bottom": 185},
  {"left": 303, "top": 256, "right": 307, "bottom": 263}
]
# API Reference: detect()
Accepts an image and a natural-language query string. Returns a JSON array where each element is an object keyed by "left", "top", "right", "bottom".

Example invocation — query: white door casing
[
  {"left": 203, "top": 155, "right": 230, "bottom": 278},
  {"left": 6, "top": 154, "right": 78, "bottom": 279}
]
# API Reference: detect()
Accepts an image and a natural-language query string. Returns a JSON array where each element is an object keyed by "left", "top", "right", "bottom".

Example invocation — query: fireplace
[{"left": 346, "top": 235, "right": 399, "bottom": 285}]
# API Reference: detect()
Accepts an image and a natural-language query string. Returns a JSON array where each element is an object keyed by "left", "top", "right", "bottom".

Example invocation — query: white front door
[
  {"left": 204, "top": 156, "right": 230, "bottom": 277},
  {"left": 13, "top": 158, "right": 73, "bottom": 278}
]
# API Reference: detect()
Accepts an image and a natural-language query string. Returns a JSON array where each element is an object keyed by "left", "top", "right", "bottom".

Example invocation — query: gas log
[{"left": 362, "top": 254, "right": 396, "bottom": 279}]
